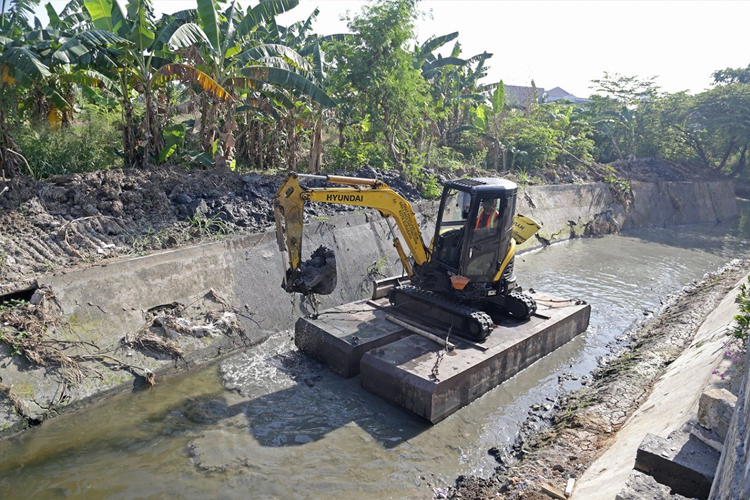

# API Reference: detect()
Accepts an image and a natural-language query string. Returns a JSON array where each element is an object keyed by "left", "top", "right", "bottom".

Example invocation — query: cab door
[
  {"left": 432, "top": 188, "right": 471, "bottom": 271},
  {"left": 460, "top": 195, "right": 509, "bottom": 281}
]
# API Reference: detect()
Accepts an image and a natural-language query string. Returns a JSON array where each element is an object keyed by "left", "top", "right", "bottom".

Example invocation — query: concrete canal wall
[
  {"left": 709, "top": 334, "right": 750, "bottom": 500},
  {"left": 0, "top": 180, "right": 739, "bottom": 435}
]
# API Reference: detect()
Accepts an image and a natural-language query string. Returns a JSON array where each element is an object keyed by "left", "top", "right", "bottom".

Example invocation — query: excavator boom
[{"left": 273, "top": 173, "right": 428, "bottom": 294}]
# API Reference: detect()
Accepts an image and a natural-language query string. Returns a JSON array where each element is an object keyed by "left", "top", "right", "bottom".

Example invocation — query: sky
[{"left": 34, "top": 0, "right": 750, "bottom": 98}]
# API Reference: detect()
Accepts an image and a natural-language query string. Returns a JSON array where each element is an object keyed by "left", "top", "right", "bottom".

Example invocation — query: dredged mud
[{"left": 0, "top": 166, "right": 420, "bottom": 283}]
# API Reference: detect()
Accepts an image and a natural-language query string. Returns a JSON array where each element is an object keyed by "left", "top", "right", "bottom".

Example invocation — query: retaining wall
[
  {"left": 709, "top": 332, "right": 750, "bottom": 500},
  {"left": 0, "top": 180, "right": 739, "bottom": 435}
]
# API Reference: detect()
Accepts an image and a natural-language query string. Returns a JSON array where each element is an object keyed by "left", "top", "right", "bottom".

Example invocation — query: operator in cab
[{"left": 475, "top": 198, "right": 499, "bottom": 233}]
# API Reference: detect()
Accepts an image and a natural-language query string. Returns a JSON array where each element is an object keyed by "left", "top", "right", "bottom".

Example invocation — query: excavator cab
[{"left": 430, "top": 178, "right": 518, "bottom": 290}]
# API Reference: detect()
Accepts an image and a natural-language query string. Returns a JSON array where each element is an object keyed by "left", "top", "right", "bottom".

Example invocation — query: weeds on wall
[{"left": 715, "top": 276, "right": 750, "bottom": 381}]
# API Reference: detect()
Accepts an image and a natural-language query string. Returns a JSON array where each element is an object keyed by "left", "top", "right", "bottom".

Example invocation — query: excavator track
[
  {"left": 505, "top": 289, "right": 537, "bottom": 319},
  {"left": 388, "top": 286, "right": 493, "bottom": 342}
]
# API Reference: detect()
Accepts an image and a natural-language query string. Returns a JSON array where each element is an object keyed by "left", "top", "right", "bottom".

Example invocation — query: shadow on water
[{"left": 218, "top": 345, "right": 431, "bottom": 448}]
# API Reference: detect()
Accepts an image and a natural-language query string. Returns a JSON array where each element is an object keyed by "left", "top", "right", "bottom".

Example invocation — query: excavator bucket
[{"left": 283, "top": 246, "right": 337, "bottom": 295}]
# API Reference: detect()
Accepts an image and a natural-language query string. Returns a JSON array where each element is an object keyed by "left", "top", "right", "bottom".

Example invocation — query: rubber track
[
  {"left": 507, "top": 289, "right": 537, "bottom": 319},
  {"left": 389, "top": 285, "right": 493, "bottom": 342}
]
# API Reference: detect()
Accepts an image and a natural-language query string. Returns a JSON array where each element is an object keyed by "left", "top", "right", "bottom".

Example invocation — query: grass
[
  {"left": 16, "top": 108, "right": 122, "bottom": 180},
  {"left": 129, "top": 214, "right": 232, "bottom": 255}
]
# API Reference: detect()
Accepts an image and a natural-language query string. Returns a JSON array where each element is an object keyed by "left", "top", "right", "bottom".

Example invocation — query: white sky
[{"left": 36, "top": 0, "right": 750, "bottom": 97}]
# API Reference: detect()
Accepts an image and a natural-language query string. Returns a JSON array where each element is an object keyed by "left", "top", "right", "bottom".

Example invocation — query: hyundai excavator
[{"left": 273, "top": 173, "right": 541, "bottom": 342}]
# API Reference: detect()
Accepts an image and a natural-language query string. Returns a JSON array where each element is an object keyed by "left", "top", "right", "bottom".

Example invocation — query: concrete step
[
  {"left": 295, "top": 291, "right": 590, "bottom": 423},
  {"left": 615, "top": 469, "right": 697, "bottom": 500},
  {"left": 635, "top": 430, "right": 721, "bottom": 500}
]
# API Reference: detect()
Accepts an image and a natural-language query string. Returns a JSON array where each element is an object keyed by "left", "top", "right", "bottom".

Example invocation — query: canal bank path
[{"left": 572, "top": 270, "right": 748, "bottom": 499}]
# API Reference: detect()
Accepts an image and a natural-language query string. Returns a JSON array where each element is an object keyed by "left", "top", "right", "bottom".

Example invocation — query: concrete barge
[{"left": 295, "top": 291, "right": 591, "bottom": 423}]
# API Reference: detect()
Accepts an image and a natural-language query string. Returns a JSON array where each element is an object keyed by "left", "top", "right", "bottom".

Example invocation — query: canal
[{"left": 1, "top": 200, "right": 748, "bottom": 500}]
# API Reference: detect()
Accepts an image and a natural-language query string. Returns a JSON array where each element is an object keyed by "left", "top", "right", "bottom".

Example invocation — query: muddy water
[{"left": 2, "top": 201, "right": 749, "bottom": 500}]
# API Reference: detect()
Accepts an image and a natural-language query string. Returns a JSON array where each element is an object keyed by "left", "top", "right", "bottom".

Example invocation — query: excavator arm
[{"left": 273, "top": 173, "right": 429, "bottom": 294}]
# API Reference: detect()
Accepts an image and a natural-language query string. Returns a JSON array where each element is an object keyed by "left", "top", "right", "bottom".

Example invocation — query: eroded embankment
[
  {"left": 0, "top": 175, "right": 739, "bottom": 437},
  {"left": 443, "top": 260, "right": 750, "bottom": 500}
]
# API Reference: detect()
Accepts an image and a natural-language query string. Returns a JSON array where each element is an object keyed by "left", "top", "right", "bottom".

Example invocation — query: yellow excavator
[{"left": 273, "top": 173, "right": 541, "bottom": 342}]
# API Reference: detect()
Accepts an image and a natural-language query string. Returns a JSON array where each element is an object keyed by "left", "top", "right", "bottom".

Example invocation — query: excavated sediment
[{"left": 0, "top": 166, "right": 421, "bottom": 283}]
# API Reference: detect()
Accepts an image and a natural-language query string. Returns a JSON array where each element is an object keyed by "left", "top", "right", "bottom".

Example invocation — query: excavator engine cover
[{"left": 284, "top": 245, "right": 337, "bottom": 295}]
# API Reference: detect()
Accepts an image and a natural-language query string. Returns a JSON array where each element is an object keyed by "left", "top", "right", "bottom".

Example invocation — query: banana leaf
[
  {"left": 240, "top": 65, "right": 334, "bottom": 108},
  {"left": 196, "top": 0, "right": 220, "bottom": 51},
  {"left": 1, "top": 46, "right": 51, "bottom": 83}
]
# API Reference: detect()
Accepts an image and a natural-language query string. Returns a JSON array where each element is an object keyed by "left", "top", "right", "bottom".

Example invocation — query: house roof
[
  {"left": 546, "top": 87, "right": 571, "bottom": 98},
  {"left": 504, "top": 85, "right": 545, "bottom": 104}
]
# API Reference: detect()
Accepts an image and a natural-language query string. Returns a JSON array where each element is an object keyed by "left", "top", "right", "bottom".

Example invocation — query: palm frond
[
  {"left": 0, "top": 46, "right": 51, "bottom": 83},
  {"left": 240, "top": 65, "right": 334, "bottom": 107}
]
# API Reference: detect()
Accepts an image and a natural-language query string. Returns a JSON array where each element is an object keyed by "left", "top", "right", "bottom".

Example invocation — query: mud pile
[{"left": 0, "top": 166, "right": 420, "bottom": 283}]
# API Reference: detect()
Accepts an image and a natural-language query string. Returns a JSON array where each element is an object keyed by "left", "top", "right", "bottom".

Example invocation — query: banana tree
[
  {"left": 82, "top": 0, "right": 231, "bottom": 167},
  {"left": 155, "top": 0, "right": 335, "bottom": 170},
  {"left": 0, "top": 0, "right": 36, "bottom": 176},
  {"left": 595, "top": 107, "right": 637, "bottom": 161},
  {"left": 452, "top": 80, "right": 507, "bottom": 170}
]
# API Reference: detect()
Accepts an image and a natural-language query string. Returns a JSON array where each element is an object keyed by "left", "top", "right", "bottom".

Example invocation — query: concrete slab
[
  {"left": 615, "top": 469, "right": 695, "bottom": 500},
  {"left": 294, "top": 299, "right": 410, "bottom": 377},
  {"left": 358, "top": 293, "right": 590, "bottom": 423},
  {"left": 635, "top": 431, "right": 719, "bottom": 500}
]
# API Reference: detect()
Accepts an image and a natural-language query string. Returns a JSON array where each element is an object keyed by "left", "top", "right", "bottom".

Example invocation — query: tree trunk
[
  {"left": 730, "top": 142, "right": 748, "bottom": 177},
  {"left": 671, "top": 124, "right": 711, "bottom": 169},
  {"left": 219, "top": 101, "right": 237, "bottom": 171},
  {"left": 717, "top": 137, "right": 737, "bottom": 170},
  {"left": 308, "top": 115, "right": 323, "bottom": 174},
  {"left": 0, "top": 100, "right": 22, "bottom": 179},
  {"left": 258, "top": 123, "right": 264, "bottom": 171},
  {"left": 199, "top": 94, "right": 211, "bottom": 152},
  {"left": 120, "top": 75, "right": 137, "bottom": 169},
  {"left": 609, "top": 134, "right": 623, "bottom": 161}
]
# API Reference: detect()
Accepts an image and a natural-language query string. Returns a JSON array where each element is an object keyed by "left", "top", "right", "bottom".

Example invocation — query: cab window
[
  {"left": 439, "top": 189, "right": 469, "bottom": 229},
  {"left": 470, "top": 197, "right": 500, "bottom": 243}
]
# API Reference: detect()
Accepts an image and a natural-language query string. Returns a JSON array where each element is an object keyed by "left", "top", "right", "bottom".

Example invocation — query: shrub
[
  {"left": 16, "top": 108, "right": 122, "bottom": 179},
  {"left": 428, "top": 146, "right": 466, "bottom": 172},
  {"left": 731, "top": 276, "right": 750, "bottom": 345},
  {"left": 716, "top": 276, "right": 750, "bottom": 382},
  {"left": 322, "top": 142, "right": 389, "bottom": 172}
]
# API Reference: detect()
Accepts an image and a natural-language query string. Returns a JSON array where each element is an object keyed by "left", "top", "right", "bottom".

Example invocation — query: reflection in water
[{"left": 2, "top": 203, "right": 749, "bottom": 500}]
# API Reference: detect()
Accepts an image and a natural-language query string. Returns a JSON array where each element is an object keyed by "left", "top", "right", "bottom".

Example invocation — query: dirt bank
[
  {"left": 442, "top": 259, "right": 750, "bottom": 500},
  {"left": 0, "top": 166, "right": 421, "bottom": 283}
]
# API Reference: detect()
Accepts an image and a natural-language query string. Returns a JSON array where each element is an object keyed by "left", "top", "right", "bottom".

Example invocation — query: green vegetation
[
  {"left": 16, "top": 107, "right": 121, "bottom": 177},
  {"left": 0, "top": 0, "right": 748, "bottom": 187},
  {"left": 732, "top": 276, "right": 750, "bottom": 345},
  {"left": 716, "top": 276, "right": 750, "bottom": 382}
]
